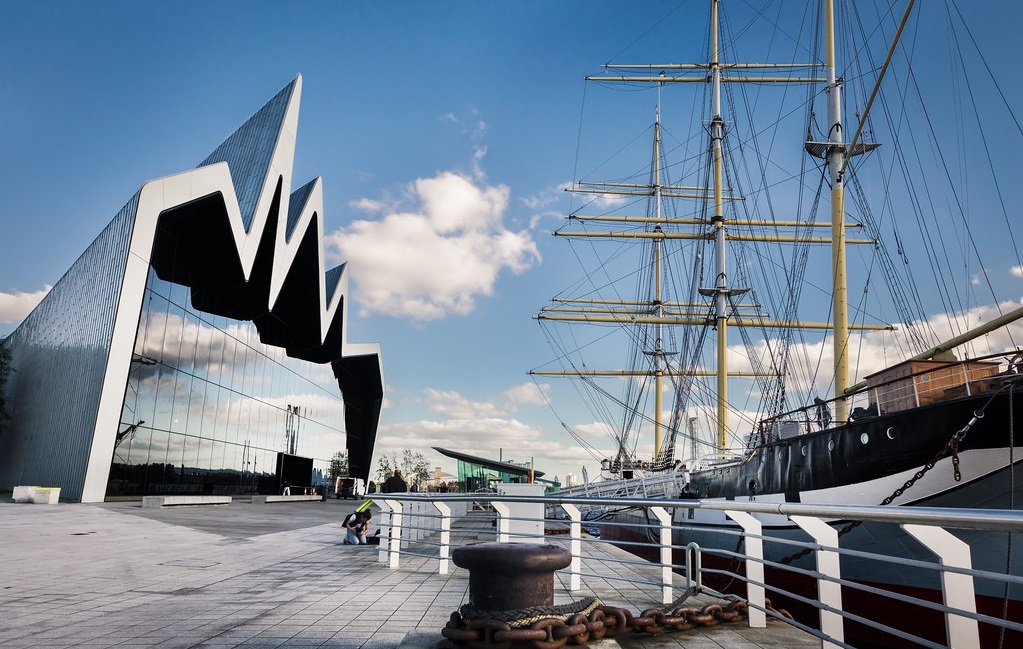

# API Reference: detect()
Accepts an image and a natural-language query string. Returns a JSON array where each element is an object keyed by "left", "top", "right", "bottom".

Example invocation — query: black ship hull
[{"left": 601, "top": 384, "right": 1023, "bottom": 647}]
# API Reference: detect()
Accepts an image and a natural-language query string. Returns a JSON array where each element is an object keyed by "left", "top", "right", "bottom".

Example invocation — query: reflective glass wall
[
  {"left": 456, "top": 459, "right": 531, "bottom": 493},
  {"left": 107, "top": 269, "right": 346, "bottom": 497}
]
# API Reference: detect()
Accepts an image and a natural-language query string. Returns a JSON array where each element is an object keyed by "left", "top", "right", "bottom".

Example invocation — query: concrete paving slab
[{"left": 0, "top": 498, "right": 815, "bottom": 649}]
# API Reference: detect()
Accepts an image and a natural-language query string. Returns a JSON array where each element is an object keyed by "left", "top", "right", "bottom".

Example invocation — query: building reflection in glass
[{"left": 107, "top": 269, "right": 344, "bottom": 497}]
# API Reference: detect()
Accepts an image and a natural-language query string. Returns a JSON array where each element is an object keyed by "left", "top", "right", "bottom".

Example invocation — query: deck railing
[
  {"left": 371, "top": 492, "right": 1023, "bottom": 649},
  {"left": 759, "top": 351, "right": 1022, "bottom": 437}
]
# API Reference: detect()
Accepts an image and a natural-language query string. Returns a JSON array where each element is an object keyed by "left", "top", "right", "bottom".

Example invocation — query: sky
[{"left": 4, "top": 1, "right": 1023, "bottom": 485}]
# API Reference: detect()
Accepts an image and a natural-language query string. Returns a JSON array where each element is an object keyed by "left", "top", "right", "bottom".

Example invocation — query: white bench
[
  {"left": 13, "top": 486, "right": 61, "bottom": 504},
  {"left": 251, "top": 494, "right": 322, "bottom": 504},
  {"left": 142, "top": 495, "right": 231, "bottom": 508}
]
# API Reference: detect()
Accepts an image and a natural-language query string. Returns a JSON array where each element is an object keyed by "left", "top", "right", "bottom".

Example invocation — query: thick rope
[{"left": 459, "top": 597, "right": 602, "bottom": 628}]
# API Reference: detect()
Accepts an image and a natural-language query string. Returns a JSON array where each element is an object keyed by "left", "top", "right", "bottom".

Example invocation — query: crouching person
[{"left": 343, "top": 510, "right": 372, "bottom": 545}]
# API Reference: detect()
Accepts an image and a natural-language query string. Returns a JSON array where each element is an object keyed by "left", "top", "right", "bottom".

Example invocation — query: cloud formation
[
  {"left": 423, "top": 388, "right": 503, "bottom": 419},
  {"left": 0, "top": 286, "right": 51, "bottom": 324},
  {"left": 502, "top": 381, "right": 549, "bottom": 408},
  {"left": 327, "top": 170, "right": 541, "bottom": 321}
]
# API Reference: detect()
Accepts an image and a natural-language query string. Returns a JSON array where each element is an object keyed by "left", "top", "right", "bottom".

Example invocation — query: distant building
[
  {"left": 0, "top": 77, "right": 383, "bottom": 502},
  {"left": 565, "top": 473, "right": 577, "bottom": 487},
  {"left": 433, "top": 447, "right": 545, "bottom": 492}
]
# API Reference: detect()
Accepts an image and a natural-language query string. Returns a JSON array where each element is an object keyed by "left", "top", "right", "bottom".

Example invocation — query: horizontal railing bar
[
  {"left": 712, "top": 567, "right": 952, "bottom": 649},
  {"left": 384, "top": 493, "right": 1023, "bottom": 532},
  {"left": 379, "top": 492, "right": 1020, "bottom": 645}
]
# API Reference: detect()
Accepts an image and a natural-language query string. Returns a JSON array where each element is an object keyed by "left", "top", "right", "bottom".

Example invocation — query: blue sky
[{"left": 4, "top": 1, "right": 1023, "bottom": 484}]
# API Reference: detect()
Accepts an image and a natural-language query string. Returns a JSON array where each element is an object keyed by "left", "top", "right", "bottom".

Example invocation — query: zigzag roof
[
  {"left": 145, "top": 75, "right": 370, "bottom": 366},
  {"left": 132, "top": 76, "right": 382, "bottom": 482},
  {"left": 1, "top": 76, "right": 383, "bottom": 499}
]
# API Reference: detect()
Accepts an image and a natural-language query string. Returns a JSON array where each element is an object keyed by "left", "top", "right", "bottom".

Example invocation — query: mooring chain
[{"left": 443, "top": 599, "right": 789, "bottom": 649}]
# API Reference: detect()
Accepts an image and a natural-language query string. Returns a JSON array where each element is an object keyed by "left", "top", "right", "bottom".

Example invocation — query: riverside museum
[{"left": 0, "top": 76, "right": 383, "bottom": 502}]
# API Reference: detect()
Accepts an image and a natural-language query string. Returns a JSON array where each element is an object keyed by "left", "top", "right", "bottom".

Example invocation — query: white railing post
[
  {"left": 791, "top": 515, "right": 845, "bottom": 649},
  {"left": 407, "top": 500, "right": 417, "bottom": 542},
  {"left": 903, "top": 524, "right": 980, "bottom": 649},
  {"left": 725, "top": 510, "right": 767, "bottom": 628},
  {"left": 561, "top": 503, "right": 582, "bottom": 592},
  {"left": 492, "top": 500, "right": 511, "bottom": 543},
  {"left": 650, "top": 506, "right": 673, "bottom": 604},
  {"left": 382, "top": 498, "right": 403, "bottom": 568},
  {"left": 433, "top": 500, "right": 452, "bottom": 574},
  {"left": 376, "top": 499, "right": 393, "bottom": 564}
]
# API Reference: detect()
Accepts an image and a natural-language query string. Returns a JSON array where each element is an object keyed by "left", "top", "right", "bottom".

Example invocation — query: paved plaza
[{"left": 0, "top": 498, "right": 815, "bottom": 649}]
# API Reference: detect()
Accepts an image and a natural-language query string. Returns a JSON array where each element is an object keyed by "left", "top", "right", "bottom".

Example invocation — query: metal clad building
[{"left": 0, "top": 76, "right": 383, "bottom": 502}]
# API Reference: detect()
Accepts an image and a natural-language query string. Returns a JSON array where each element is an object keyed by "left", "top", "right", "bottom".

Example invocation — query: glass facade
[
  {"left": 2, "top": 78, "right": 381, "bottom": 502},
  {"left": 0, "top": 197, "right": 137, "bottom": 501},
  {"left": 107, "top": 269, "right": 346, "bottom": 497},
  {"left": 456, "top": 459, "right": 531, "bottom": 493}
]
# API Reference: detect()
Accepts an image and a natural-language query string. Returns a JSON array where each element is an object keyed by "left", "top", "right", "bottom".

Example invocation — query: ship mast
[
  {"left": 535, "top": 0, "right": 894, "bottom": 470},
  {"left": 824, "top": 0, "right": 850, "bottom": 422},
  {"left": 652, "top": 91, "right": 667, "bottom": 459},
  {"left": 709, "top": 0, "right": 731, "bottom": 451}
]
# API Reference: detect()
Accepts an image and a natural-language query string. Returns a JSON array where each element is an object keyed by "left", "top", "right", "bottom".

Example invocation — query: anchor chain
[
  {"left": 781, "top": 379, "right": 1016, "bottom": 565},
  {"left": 442, "top": 597, "right": 790, "bottom": 649}
]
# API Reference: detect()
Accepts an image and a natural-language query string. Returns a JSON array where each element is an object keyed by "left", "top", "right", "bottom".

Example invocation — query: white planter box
[
  {"left": 32, "top": 488, "right": 61, "bottom": 504},
  {"left": 13, "top": 485, "right": 38, "bottom": 503}
]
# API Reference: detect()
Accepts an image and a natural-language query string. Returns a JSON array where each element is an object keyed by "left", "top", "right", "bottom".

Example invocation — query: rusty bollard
[{"left": 452, "top": 542, "right": 572, "bottom": 612}]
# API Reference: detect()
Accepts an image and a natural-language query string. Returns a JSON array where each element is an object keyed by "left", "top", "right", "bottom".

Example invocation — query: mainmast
[{"left": 709, "top": 0, "right": 732, "bottom": 451}]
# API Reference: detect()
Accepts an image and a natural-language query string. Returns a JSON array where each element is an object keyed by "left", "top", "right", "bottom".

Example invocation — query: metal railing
[
  {"left": 370, "top": 492, "right": 1023, "bottom": 649},
  {"left": 762, "top": 351, "right": 1022, "bottom": 436}
]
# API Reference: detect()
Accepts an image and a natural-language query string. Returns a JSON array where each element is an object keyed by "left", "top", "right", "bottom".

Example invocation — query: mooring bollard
[{"left": 452, "top": 542, "right": 572, "bottom": 611}]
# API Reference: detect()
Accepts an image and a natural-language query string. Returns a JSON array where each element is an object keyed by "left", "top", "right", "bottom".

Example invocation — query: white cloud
[
  {"left": 423, "top": 388, "right": 503, "bottom": 419},
  {"left": 327, "top": 170, "right": 541, "bottom": 321},
  {"left": 0, "top": 285, "right": 51, "bottom": 324},
  {"left": 519, "top": 186, "right": 572, "bottom": 232},
  {"left": 729, "top": 298, "right": 1023, "bottom": 396},
  {"left": 1011, "top": 265, "right": 1023, "bottom": 278},
  {"left": 502, "top": 381, "right": 549, "bottom": 408},
  {"left": 349, "top": 197, "right": 388, "bottom": 214},
  {"left": 371, "top": 415, "right": 606, "bottom": 480}
]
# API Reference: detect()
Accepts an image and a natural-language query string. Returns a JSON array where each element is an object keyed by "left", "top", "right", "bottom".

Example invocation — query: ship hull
[{"left": 599, "top": 387, "right": 1023, "bottom": 648}]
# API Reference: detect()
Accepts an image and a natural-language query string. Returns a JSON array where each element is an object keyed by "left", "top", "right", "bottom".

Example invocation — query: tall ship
[{"left": 531, "top": 1, "right": 1022, "bottom": 645}]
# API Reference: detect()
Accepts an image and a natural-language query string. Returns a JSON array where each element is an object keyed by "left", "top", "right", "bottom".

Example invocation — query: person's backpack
[{"left": 343, "top": 513, "right": 358, "bottom": 528}]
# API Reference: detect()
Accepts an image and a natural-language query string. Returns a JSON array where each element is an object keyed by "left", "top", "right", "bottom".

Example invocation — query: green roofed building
[{"left": 434, "top": 447, "right": 559, "bottom": 492}]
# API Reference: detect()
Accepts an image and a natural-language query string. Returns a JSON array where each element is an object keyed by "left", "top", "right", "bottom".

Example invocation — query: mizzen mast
[{"left": 824, "top": 0, "right": 851, "bottom": 423}]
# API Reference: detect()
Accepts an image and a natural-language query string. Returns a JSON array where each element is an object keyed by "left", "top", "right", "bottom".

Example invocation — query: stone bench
[
  {"left": 142, "top": 495, "right": 232, "bottom": 508},
  {"left": 13, "top": 486, "right": 61, "bottom": 504},
  {"left": 251, "top": 494, "right": 322, "bottom": 504}
]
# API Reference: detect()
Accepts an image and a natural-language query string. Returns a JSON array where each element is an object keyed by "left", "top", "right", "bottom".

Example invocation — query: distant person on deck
[{"left": 382, "top": 469, "right": 408, "bottom": 493}]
